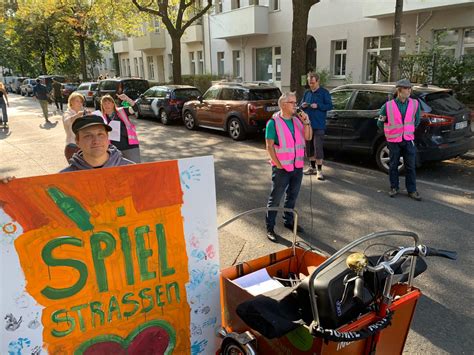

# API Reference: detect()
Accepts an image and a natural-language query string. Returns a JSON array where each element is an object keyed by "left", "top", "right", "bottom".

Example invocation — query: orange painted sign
[{"left": 0, "top": 157, "right": 220, "bottom": 354}]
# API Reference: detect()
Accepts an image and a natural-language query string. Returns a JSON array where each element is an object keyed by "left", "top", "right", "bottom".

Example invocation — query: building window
[
  {"left": 333, "top": 40, "right": 347, "bottom": 77},
  {"left": 233, "top": 50, "right": 241, "bottom": 78},
  {"left": 249, "top": 0, "right": 259, "bottom": 5},
  {"left": 198, "top": 50, "right": 204, "bottom": 74},
  {"left": 434, "top": 28, "right": 474, "bottom": 57},
  {"left": 190, "top": 52, "right": 196, "bottom": 75},
  {"left": 121, "top": 59, "right": 126, "bottom": 76},
  {"left": 217, "top": 52, "right": 225, "bottom": 76},
  {"left": 168, "top": 54, "right": 173, "bottom": 80},
  {"left": 365, "top": 35, "right": 406, "bottom": 82},
  {"left": 134, "top": 58, "right": 139, "bottom": 77},
  {"left": 215, "top": 0, "right": 222, "bottom": 13},
  {"left": 463, "top": 28, "right": 474, "bottom": 56},
  {"left": 152, "top": 18, "right": 160, "bottom": 33},
  {"left": 270, "top": 0, "right": 280, "bottom": 11},
  {"left": 274, "top": 46, "right": 281, "bottom": 82},
  {"left": 139, "top": 57, "right": 144, "bottom": 78},
  {"left": 127, "top": 58, "right": 131, "bottom": 77},
  {"left": 147, "top": 56, "right": 155, "bottom": 79},
  {"left": 231, "top": 0, "right": 241, "bottom": 10},
  {"left": 255, "top": 47, "right": 272, "bottom": 81},
  {"left": 109, "top": 58, "right": 114, "bottom": 71}
]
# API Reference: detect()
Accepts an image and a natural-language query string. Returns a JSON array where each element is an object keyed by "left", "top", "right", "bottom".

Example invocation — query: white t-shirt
[{"left": 62, "top": 109, "right": 78, "bottom": 145}]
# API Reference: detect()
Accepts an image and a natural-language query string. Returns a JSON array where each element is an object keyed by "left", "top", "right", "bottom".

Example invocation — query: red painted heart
[{"left": 78, "top": 320, "right": 175, "bottom": 355}]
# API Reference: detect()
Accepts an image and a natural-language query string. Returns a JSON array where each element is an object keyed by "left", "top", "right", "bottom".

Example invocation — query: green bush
[{"left": 181, "top": 74, "right": 221, "bottom": 94}]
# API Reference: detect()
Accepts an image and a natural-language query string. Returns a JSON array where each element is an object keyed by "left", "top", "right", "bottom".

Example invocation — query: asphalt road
[{"left": 1, "top": 94, "right": 473, "bottom": 354}]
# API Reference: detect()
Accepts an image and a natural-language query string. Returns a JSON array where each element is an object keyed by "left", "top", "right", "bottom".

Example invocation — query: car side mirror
[
  {"left": 197, "top": 95, "right": 203, "bottom": 102},
  {"left": 139, "top": 94, "right": 144, "bottom": 99}
]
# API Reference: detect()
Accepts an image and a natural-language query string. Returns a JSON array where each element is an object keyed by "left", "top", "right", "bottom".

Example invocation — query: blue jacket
[{"left": 300, "top": 87, "right": 333, "bottom": 129}]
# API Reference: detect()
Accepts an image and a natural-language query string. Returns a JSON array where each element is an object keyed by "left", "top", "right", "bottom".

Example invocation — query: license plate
[
  {"left": 265, "top": 106, "right": 279, "bottom": 112},
  {"left": 455, "top": 121, "right": 467, "bottom": 130}
]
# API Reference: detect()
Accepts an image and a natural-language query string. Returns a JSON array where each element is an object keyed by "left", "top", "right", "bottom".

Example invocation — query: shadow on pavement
[{"left": 39, "top": 121, "right": 59, "bottom": 130}]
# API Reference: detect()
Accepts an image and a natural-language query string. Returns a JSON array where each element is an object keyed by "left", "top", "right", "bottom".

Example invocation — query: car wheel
[
  {"left": 221, "top": 340, "right": 246, "bottom": 355},
  {"left": 160, "top": 109, "right": 170, "bottom": 125},
  {"left": 375, "top": 141, "right": 404, "bottom": 174},
  {"left": 183, "top": 111, "right": 197, "bottom": 130},
  {"left": 228, "top": 117, "right": 246, "bottom": 141}
]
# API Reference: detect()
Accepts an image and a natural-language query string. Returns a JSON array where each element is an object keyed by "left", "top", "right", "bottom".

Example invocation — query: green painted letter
[
  {"left": 119, "top": 227, "right": 135, "bottom": 285},
  {"left": 135, "top": 225, "right": 156, "bottom": 281},
  {"left": 90, "top": 232, "right": 116, "bottom": 292},
  {"left": 156, "top": 224, "right": 175, "bottom": 277},
  {"left": 51, "top": 309, "right": 76, "bottom": 337}
]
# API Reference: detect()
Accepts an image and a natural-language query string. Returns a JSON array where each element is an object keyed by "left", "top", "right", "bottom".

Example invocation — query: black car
[
  {"left": 94, "top": 78, "right": 149, "bottom": 109},
  {"left": 327, "top": 83, "right": 473, "bottom": 173},
  {"left": 136, "top": 85, "right": 201, "bottom": 124}
]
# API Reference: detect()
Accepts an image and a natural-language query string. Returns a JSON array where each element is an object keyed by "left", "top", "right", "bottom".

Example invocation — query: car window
[
  {"left": 143, "top": 88, "right": 156, "bottom": 97},
  {"left": 352, "top": 91, "right": 390, "bottom": 110},
  {"left": 124, "top": 80, "right": 149, "bottom": 93},
  {"left": 90, "top": 83, "right": 98, "bottom": 91},
  {"left": 220, "top": 88, "right": 234, "bottom": 100},
  {"left": 249, "top": 88, "right": 280, "bottom": 100},
  {"left": 102, "top": 81, "right": 117, "bottom": 91},
  {"left": 423, "top": 92, "right": 465, "bottom": 112},
  {"left": 157, "top": 88, "right": 168, "bottom": 98},
  {"left": 331, "top": 90, "right": 354, "bottom": 110},
  {"left": 203, "top": 87, "right": 220, "bottom": 100},
  {"left": 174, "top": 89, "right": 201, "bottom": 100},
  {"left": 77, "top": 84, "right": 88, "bottom": 90}
]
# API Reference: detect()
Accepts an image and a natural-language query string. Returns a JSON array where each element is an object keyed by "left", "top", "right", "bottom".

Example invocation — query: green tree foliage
[{"left": 131, "top": 0, "right": 213, "bottom": 84}]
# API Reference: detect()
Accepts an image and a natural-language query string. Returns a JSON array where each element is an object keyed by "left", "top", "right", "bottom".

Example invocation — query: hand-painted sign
[{"left": 0, "top": 156, "right": 220, "bottom": 354}]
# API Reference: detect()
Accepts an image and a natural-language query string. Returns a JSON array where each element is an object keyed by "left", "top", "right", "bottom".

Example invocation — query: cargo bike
[{"left": 216, "top": 208, "right": 456, "bottom": 354}]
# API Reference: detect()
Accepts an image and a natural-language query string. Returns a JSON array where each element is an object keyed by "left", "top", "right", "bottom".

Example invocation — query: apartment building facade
[{"left": 113, "top": 0, "right": 474, "bottom": 90}]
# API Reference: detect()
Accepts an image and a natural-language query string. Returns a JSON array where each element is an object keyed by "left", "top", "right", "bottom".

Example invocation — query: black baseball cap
[{"left": 72, "top": 115, "right": 112, "bottom": 134}]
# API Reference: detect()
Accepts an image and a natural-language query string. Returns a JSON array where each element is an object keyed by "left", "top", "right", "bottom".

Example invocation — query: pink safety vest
[
  {"left": 103, "top": 107, "right": 139, "bottom": 145},
  {"left": 271, "top": 113, "right": 306, "bottom": 172},
  {"left": 384, "top": 98, "right": 418, "bottom": 143}
]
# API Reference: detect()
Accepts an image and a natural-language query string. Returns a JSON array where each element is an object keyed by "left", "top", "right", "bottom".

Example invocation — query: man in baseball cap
[{"left": 61, "top": 115, "right": 133, "bottom": 172}]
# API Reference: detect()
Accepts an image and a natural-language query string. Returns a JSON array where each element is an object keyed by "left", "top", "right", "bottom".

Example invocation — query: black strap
[{"left": 311, "top": 310, "right": 393, "bottom": 342}]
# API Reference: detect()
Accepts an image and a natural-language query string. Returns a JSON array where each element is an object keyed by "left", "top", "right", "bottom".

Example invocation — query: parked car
[
  {"left": 182, "top": 82, "right": 282, "bottom": 140},
  {"left": 10, "top": 77, "right": 28, "bottom": 94},
  {"left": 94, "top": 78, "right": 149, "bottom": 109},
  {"left": 60, "top": 83, "right": 79, "bottom": 103},
  {"left": 20, "top": 79, "right": 37, "bottom": 96},
  {"left": 326, "top": 83, "right": 473, "bottom": 173},
  {"left": 136, "top": 85, "right": 202, "bottom": 124},
  {"left": 75, "top": 82, "right": 98, "bottom": 107},
  {"left": 3, "top": 76, "right": 16, "bottom": 92}
]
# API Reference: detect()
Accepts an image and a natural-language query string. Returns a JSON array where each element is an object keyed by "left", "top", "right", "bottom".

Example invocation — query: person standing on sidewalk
[
  {"left": 300, "top": 72, "right": 333, "bottom": 180},
  {"left": 265, "top": 92, "right": 312, "bottom": 242},
  {"left": 33, "top": 79, "right": 50, "bottom": 123},
  {"left": 0, "top": 82, "right": 10, "bottom": 128},
  {"left": 52, "top": 79, "right": 63, "bottom": 113},
  {"left": 100, "top": 94, "right": 141, "bottom": 163},
  {"left": 61, "top": 115, "right": 133, "bottom": 172},
  {"left": 377, "top": 79, "right": 422, "bottom": 201},
  {"left": 62, "top": 92, "right": 89, "bottom": 161}
]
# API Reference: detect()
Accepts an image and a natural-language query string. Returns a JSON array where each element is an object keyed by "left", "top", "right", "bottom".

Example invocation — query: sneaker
[
  {"left": 316, "top": 170, "right": 325, "bottom": 180},
  {"left": 389, "top": 188, "right": 399, "bottom": 197},
  {"left": 283, "top": 223, "right": 304, "bottom": 233},
  {"left": 304, "top": 167, "right": 316, "bottom": 175},
  {"left": 266, "top": 229, "right": 280, "bottom": 242},
  {"left": 408, "top": 191, "right": 422, "bottom": 201}
]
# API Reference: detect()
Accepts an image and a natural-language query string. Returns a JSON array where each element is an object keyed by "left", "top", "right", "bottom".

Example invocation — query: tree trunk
[
  {"left": 171, "top": 36, "right": 182, "bottom": 84},
  {"left": 79, "top": 36, "right": 87, "bottom": 80},
  {"left": 389, "top": 0, "right": 403, "bottom": 82},
  {"left": 41, "top": 51, "right": 47, "bottom": 74},
  {"left": 290, "top": 0, "right": 318, "bottom": 98}
]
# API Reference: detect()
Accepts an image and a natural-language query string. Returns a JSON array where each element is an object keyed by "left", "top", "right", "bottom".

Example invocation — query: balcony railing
[
  {"left": 113, "top": 40, "right": 129, "bottom": 53},
  {"left": 182, "top": 24, "right": 203, "bottom": 43},
  {"left": 132, "top": 32, "right": 166, "bottom": 51},
  {"left": 212, "top": 5, "right": 269, "bottom": 39}
]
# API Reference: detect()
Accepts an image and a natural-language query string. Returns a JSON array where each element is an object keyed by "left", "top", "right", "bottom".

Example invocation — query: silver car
[
  {"left": 20, "top": 79, "right": 36, "bottom": 96},
  {"left": 75, "top": 82, "right": 98, "bottom": 107}
]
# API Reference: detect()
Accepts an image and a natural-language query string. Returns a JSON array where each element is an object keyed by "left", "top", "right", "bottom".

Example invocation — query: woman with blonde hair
[
  {"left": 0, "top": 82, "right": 10, "bottom": 128},
  {"left": 100, "top": 94, "right": 141, "bottom": 163},
  {"left": 62, "top": 92, "right": 89, "bottom": 160}
]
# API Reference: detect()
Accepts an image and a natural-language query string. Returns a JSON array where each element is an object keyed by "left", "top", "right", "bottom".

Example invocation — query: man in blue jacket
[{"left": 300, "top": 73, "right": 333, "bottom": 180}]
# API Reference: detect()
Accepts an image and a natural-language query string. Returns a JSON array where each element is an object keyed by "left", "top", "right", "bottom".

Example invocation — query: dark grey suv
[
  {"left": 94, "top": 78, "right": 149, "bottom": 109},
  {"left": 327, "top": 83, "right": 473, "bottom": 172}
]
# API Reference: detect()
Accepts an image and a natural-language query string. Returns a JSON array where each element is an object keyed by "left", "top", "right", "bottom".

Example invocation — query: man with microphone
[{"left": 264, "top": 92, "right": 313, "bottom": 242}]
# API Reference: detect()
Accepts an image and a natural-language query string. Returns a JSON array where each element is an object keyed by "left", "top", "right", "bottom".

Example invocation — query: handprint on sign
[{"left": 180, "top": 165, "right": 201, "bottom": 190}]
